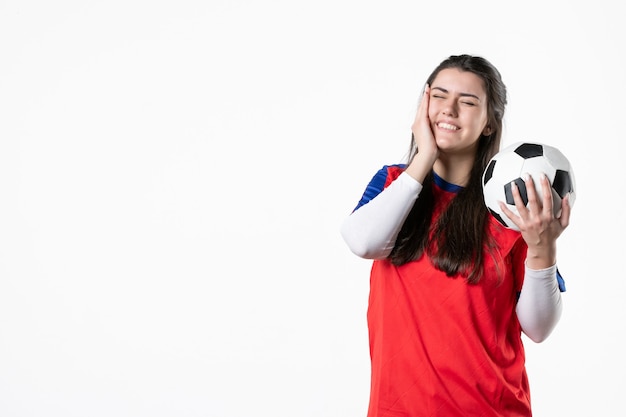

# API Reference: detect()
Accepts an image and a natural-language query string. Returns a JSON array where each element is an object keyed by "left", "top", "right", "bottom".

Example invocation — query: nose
[{"left": 442, "top": 100, "right": 457, "bottom": 117}]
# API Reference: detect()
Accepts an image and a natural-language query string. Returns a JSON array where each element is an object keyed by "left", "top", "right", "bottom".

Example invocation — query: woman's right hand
[{"left": 406, "top": 85, "right": 439, "bottom": 182}]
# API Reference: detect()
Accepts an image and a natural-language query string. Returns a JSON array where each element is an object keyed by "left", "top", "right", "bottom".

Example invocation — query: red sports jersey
[{"left": 364, "top": 166, "right": 531, "bottom": 417}]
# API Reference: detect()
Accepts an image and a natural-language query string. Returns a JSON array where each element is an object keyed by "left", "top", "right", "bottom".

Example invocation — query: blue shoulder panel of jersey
[{"left": 353, "top": 164, "right": 406, "bottom": 212}]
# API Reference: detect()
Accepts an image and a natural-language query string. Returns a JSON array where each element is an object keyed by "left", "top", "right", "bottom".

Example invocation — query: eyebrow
[{"left": 431, "top": 86, "right": 481, "bottom": 101}]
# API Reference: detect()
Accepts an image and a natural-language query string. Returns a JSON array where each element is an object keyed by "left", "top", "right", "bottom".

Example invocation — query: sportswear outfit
[{"left": 341, "top": 165, "right": 565, "bottom": 417}]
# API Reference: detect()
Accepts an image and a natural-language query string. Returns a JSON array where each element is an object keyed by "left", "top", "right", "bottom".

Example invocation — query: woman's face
[{"left": 428, "top": 68, "right": 490, "bottom": 155}]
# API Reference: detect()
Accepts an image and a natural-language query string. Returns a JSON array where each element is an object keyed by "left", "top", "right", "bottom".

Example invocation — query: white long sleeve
[
  {"left": 340, "top": 172, "right": 423, "bottom": 259},
  {"left": 516, "top": 264, "right": 563, "bottom": 343}
]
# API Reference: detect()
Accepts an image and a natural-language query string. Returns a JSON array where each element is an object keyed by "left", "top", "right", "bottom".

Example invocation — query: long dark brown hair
[{"left": 389, "top": 54, "right": 508, "bottom": 284}]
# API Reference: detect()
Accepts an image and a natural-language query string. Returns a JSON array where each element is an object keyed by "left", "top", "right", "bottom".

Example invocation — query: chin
[{"left": 435, "top": 138, "right": 455, "bottom": 149}]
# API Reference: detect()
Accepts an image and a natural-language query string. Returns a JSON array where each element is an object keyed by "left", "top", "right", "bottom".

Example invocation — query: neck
[{"left": 433, "top": 154, "right": 475, "bottom": 187}]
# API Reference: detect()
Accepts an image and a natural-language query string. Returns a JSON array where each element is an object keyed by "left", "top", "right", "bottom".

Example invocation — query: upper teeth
[{"left": 439, "top": 123, "right": 458, "bottom": 130}]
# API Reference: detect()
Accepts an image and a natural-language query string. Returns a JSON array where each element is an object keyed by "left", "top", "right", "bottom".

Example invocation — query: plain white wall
[{"left": 1, "top": 1, "right": 623, "bottom": 416}]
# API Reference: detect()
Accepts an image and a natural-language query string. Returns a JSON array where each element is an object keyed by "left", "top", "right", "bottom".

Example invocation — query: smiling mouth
[{"left": 438, "top": 122, "right": 459, "bottom": 131}]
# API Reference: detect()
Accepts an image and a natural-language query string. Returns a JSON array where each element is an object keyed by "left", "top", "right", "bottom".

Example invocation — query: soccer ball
[{"left": 482, "top": 141, "right": 576, "bottom": 231}]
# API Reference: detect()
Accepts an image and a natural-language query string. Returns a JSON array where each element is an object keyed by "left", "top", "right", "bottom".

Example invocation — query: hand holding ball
[{"left": 482, "top": 142, "right": 576, "bottom": 231}]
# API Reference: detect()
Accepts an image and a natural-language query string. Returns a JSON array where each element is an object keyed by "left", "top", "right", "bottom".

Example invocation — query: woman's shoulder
[
  {"left": 352, "top": 164, "right": 407, "bottom": 211},
  {"left": 376, "top": 163, "right": 407, "bottom": 186}
]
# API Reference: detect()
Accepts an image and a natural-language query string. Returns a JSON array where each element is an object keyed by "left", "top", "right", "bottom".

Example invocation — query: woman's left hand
[{"left": 499, "top": 173, "right": 572, "bottom": 268}]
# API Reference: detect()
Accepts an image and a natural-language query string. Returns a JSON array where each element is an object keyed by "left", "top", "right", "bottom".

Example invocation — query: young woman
[{"left": 340, "top": 54, "right": 572, "bottom": 417}]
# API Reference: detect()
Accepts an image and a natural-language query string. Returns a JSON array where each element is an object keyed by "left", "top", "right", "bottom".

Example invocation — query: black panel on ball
[
  {"left": 488, "top": 208, "right": 508, "bottom": 228},
  {"left": 504, "top": 178, "right": 528, "bottom": 205},
  {"left": 552, "top": 170, "right": 572, "bottom": 198},
  {"left": 484, "top": 160, "right": 496, "bottom": 185},
  {"left": 514, "top": 143, "right": 543, "bottom": 159}
]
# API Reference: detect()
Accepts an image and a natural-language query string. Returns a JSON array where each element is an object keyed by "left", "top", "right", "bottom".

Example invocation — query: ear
[{"left": 483, "top": 126, "right": 492, "bottom": 136}]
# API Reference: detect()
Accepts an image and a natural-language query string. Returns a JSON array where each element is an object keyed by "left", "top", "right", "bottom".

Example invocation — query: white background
[{"left": 1, "top": 1, "right": 623, "bottom": 416}]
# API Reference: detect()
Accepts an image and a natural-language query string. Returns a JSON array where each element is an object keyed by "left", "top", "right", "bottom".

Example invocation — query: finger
[
  {"left": 498, "top": 200, "right": 522, "bottom": 230},
  {"left": 414, "top": 84, "right": 430, "bottom": 126},
  {"left": 510, "top": 180, "right": 530, "bottom": 221},
  {"left": 522, "top": 173, "right": 542, "bottom": 213},
  {"left": 559, "top": 193, "right": 572, "bottom": 228},
  {"left": 538, "top": 173, "right": 554, "bottom": 217}
]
